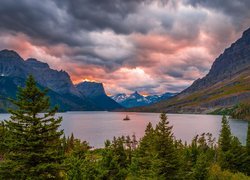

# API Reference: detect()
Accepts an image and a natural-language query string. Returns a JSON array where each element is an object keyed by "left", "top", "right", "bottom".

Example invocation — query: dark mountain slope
[
  {"left": 76, "top": 82, "right": 123, "bottom": 111},
  {"left": 130, "top": 28, "right": 250, "bottom": 113},
  {"left": 0, "top": 76, "right": 98, "bottom": 112},
  {"left": 0, "top": 50, "right": 110, "bottom": 112}
]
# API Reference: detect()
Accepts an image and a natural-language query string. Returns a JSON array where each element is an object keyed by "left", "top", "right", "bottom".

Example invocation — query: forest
[{"left": 0, "top": 76, "right": 249, "bottom": 179}]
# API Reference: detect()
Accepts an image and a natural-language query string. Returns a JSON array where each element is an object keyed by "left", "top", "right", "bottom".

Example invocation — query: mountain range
[
  {"left": 0, "top": 50, "right": 122, "bottom": 112},
  {"left": 1, "top": 26, "right": 250, "bottom": 113},
  {"left": 111, "top": 91, "right": 178, "bottom": 108},
  {"left": 130, "top": 28, "right": 250, "bottom": 113}
]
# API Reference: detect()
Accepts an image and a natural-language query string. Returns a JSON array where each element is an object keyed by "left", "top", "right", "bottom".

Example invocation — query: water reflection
[{"left": 0, "top": 112, "right": 248, "bottom": 148}]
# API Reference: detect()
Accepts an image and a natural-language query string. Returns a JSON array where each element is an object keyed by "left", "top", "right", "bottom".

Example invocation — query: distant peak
[
  {"left": 76, "top": 81, "right": 106, "bottom": 97},
  {"left": 133, "top": 91, "right": 140, "bottom": 95},
  {"left": 0, "top": 49, "right": 22, "bottom": 59},
  {"left": 131, "top": 91, "right": 143, "bottom": 98}
]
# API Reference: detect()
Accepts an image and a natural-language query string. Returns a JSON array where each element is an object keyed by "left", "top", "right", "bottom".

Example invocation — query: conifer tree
[
  {"left": 154, "top": 113, "right": 180, "bottom": 179},
  {"left": 246, "top": 122, "right": 250, "bottom": 175},
  {"left": 247, "top": 122, "right": 250, "bottom": 155},
  {"left": 0, "top": 122, "right": 6, "bottom": 160},
  {"left": 133, "top": 122, "right": 156, "bottom": 178},
  {"left": 219, "top": 115, "right": 232, "bottom": 152},
  {"left": 0, "top": 75, "right": 64, "bottom": 179}
]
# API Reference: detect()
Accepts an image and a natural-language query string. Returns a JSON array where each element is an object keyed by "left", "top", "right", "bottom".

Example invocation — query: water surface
[{"left": 0, "top": 112, "right": 248, "bottom": 148}]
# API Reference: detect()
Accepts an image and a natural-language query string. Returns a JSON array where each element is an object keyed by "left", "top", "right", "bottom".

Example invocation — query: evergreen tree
[
  {"left": 245, "top": 122, "right": 250, "bottom": 175},
  {"left": 132, "top": 122, "right": 156, "bottom": 178},
  {"left": 154, "top": 113, "right": 180, "bottom": 179},
  {"left": 100, "top": 137, "right": 128, "bottom": 179},
  {"left": 218, "top": 115, "right": 248, "bottom": 173},
  {"left": 193, "top": 153, "right": 210, "bottom": 179},
  {"left": 218, "top": 115, "right": 232, "bottom": 170},
  {"left": 0, "top": 75, "right": 64, "bottom": 179},
  {"left": 0, "top": 122, "right": 6, "bottom": 161},
  {"left": 218, "top": 115, "right": 232, "bottom": 152},
  {"left": 247, "top": 122, "right": 250, "bottom": 156}
]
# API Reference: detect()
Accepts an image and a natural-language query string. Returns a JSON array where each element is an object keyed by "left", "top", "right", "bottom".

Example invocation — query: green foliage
[
  {"left": 132, "top": 122, "right": 157, "bottom": 178},
  {"left": 218, "top": 115, "right": 249, "bottom": 174},
  {"left": 1, "top": 91, "right": 250, "bottom": 180},
  {"left": 153, "top": 113, "right": 181, "bottom": 179},
  {"left": 247, "top": 123, "right": 250, "bottom": 155},
  {"left": 0, "top": 121, "right": 6, "bottom": 160},
  {"left": 231, "top": 103, "right": 250, "bottom": 120},
  {"left": 0, "top": 75, "right": 64, "bottom": 179},
  {"left": 208, "top": 164, "right": 250, "bottom": 180},
  {"left": 246, "top": 122, "right": 250, "bottom": 175},
  {"left": 99, "top": 137, "right": 129, "bottom": 179},
  {"left": 210, "top": 107, "right": 234, "bottom": 115},
  {"left": 219, "top": 115, "right": 232, "bottom": 152}
]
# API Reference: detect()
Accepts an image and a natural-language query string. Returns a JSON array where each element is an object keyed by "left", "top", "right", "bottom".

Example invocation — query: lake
[{"left": 0, "top": 112, "right": 248, "bottom": 148}]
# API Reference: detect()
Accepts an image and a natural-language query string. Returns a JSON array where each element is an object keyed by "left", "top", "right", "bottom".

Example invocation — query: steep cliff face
[
  {"left": 0, "top": 50, "right": 121, "bottom": 112},
  {"left": 76, "top": 82, "right": 106, "bottom": 97},
  {"left": 183, "top": 28, "right": 250, "bottom": 95},
  {"left": 76, "top": 82, "right": 123, "bottom": 110},
  {"left": 0, "top": 50, "right": 27, "bottom": 78},
  {"left": 131, "top": 28, "right": 250, "bottom": 113},
  {"left": 26, "top": 58, "right": 81, "bottom": 96},
  {"left": 0, "top": 50, "right": 80, "bottom": 96}
]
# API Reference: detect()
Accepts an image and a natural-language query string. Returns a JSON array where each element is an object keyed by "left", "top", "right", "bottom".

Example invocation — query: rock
[{"left": 76, "top": 81, "right": 123, "bottom": 110}]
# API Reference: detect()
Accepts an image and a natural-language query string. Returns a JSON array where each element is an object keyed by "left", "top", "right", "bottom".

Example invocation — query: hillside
[
  {"left": 76, "top": 82, "right": 123, "bottom": 111},
  {"left": 0, "top": 50, "right": 121, "bottom": 112},
  {"left": 130, "top": 28, "right": 250, "bottom": 113}
]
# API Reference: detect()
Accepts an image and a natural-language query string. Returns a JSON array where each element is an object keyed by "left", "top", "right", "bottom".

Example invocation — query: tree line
[{"left": 0, "top": 76, "right": 249, "bottom": 179}]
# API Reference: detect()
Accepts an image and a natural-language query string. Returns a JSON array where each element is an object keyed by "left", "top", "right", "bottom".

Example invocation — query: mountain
[
  {"left": 76, "top": 82, "right": 123, "bottom": 111},
  {"left": 111, "top": 91, "right": 178, "bottom": 108},
  {"left": 131, "top": 28, "right": 250, "bottom": 113},
  {"left": 0, "top": 49, "right": 120, "bottom": 112}
]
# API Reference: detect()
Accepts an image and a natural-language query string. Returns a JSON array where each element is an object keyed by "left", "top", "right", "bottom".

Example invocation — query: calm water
[{"left": 0, "top": 112, "right": 248, "bottom": 148}]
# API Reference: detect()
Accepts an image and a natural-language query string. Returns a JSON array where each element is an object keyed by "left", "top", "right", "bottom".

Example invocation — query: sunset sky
[{"left": 0, "top": 0, "right": 250, "bottom": 95}]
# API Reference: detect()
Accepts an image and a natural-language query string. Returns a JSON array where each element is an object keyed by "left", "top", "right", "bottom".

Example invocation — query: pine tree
[
  {"left": 154, "top": 113, "right": 180, "bottom": 179},
  {"left": 133, "top": 122, "right": 156, "bottom": 178},
  {"left": 0, "top": 75, "right": 64, "bottom": 179},
  {"left": 219, "top": 115, "right": 232, "bottom": 152},
  {"left": 0, "top": 122, "right": 6, "bottom": 161},
  {"left": 247, "top": 122, "right": 250, "bottom": 155},
  {"left": 246, "top": 122, "right": 250, "bottom": 175}
]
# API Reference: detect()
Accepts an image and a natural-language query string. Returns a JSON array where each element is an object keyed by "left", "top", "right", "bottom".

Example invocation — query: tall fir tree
[
  {"left": 154, "top": 113, "right": 181, "bottom": 179},
  {"left": 132, "top": 122, "right": 157, "bottom": 178},
  {"left": 218, "top": 115, "right": 232, "bottom": 152},
  {"left": 0, "top": 122, "right": 6, "bottom": 161},
  {"left": 247, "top": 122, "right": 250, "bottom": 156},
  {"left": 246, "top": 122, "right": 250, "bottom": 175},
  {"left": 0, "top": 75, "right": 64, "bottom": 179}
]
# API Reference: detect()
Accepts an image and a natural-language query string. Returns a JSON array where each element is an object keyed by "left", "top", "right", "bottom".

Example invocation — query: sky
[{"left": 0, "top": 0, "right": 250, "bottom": 95}]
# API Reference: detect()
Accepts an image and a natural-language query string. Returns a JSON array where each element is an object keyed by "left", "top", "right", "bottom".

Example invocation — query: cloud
[{"left": 0, "top": 0, "right": 250, "bottom": 94}]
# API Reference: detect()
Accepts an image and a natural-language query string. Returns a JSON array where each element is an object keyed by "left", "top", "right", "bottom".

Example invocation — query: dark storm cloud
[
  {"left": 1, "top": 0, "right": 250, "bottom": 94},
  {"left": 0, "top": 0, "right": 167, "bottom": 44},
  {"left": 0, "top": 0, "right": 171, "bottom": 71},
  {"left": 63, "top": 0, "right": 172, "bottom": 34},
  {"left": 0, "top": 0, "right": 89, "bottom": 46},
  {"left": 185, "top": 0, "right": 250, "bottom": 28}
]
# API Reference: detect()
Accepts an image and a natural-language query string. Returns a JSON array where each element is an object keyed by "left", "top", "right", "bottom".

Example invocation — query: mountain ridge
[
  {"left": 111, "top": 91, "right": 178, "bottom": 108},
  {"left": 0, "top": 50, "right": 121, "bottom": 112},
  {"left": 128, "top": 27, "right": 250, "bottom": 113},
  {"left": 76, "top": 81, "right": 123, "bottom": 111}
]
